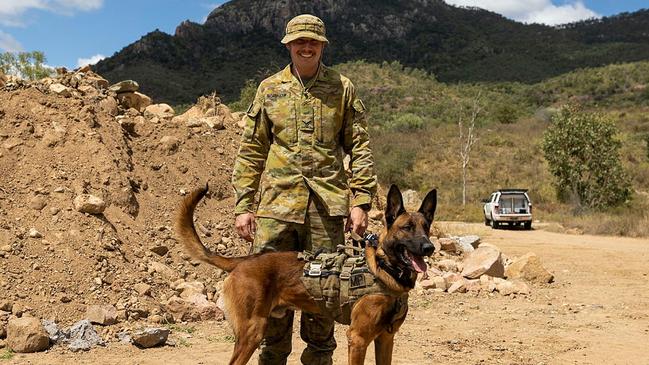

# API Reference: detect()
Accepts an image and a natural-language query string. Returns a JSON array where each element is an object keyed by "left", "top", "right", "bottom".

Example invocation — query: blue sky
[{"left": 0, "top": 0, "right": 647, "bottom": 69}]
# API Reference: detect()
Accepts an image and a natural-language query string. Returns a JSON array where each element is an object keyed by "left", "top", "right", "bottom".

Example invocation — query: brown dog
[{"left": 176, "top": 184, "right": 436, "bottom": 365}]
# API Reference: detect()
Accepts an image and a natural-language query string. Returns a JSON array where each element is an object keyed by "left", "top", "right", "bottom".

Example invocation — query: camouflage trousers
[{"left": 253, "top": 193, "right": 345, "bottom": 365}]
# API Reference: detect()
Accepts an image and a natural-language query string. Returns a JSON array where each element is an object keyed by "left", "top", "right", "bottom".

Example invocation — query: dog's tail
[{"left": 175, "top": 184, "right": 246, "bottom": 272}]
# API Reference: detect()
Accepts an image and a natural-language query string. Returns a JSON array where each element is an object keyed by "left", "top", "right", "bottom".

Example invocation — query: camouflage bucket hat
[{"left": 281, "top": 14, "right": 329, "bottom": 44}]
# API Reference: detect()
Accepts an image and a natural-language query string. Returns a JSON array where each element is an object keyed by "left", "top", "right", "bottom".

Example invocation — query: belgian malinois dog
[{"left": 176, "top": 184, "right": 436, "bottom": 365}]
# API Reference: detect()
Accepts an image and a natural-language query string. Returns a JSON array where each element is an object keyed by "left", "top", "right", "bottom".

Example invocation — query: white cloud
[
  {"left": 0, "top": 30, "right": 24, "bottom": 52},
  {"left": 76, "top": 54, "right": 105, "bottom": 67},
  {"left": 0, "top": 0, "right": 103, "bottom": 27},
  {"left": 444, "top": 0, "right": 600, "bottom": 25}
]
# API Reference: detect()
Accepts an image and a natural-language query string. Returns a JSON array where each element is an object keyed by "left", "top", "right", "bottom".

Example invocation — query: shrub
[
  {"left": 0, "top": 51, "right": 54, "bottom": 80},
  {"left": 542, "top": 104, "right": 631, "bottom": 210}
]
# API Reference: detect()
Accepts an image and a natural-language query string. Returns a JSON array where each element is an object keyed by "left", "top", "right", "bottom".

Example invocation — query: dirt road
[{"left": 6, "top": 223, "right": 649, "bottom": 365}]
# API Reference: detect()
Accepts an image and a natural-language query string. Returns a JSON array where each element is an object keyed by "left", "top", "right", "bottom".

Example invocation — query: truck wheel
[
  {"left": 491, "top": 219, "right": 499, "bottom": 229},
  {"left": 484, "top": 217, "right": 490, "bottom": 226},
  {"left": 524, "top": 221, "right": 532, "bottom": 230}
]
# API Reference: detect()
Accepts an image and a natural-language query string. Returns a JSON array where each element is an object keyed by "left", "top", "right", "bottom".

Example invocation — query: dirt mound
[{"left": 0, "top": 68, "right": 249, "bottom": 328}]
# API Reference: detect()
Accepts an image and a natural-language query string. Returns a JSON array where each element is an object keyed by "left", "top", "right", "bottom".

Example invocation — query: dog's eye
[{"left": 402, "top": 224, "right": 413, "bottom": 231}]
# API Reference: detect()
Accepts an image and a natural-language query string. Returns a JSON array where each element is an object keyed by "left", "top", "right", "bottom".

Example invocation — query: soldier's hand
[
  {"left": 235, "top": 213, "right": 256, "bottom": 242},
  {"left": 345, "top": 206, "right": 368, "bottom": 236}
]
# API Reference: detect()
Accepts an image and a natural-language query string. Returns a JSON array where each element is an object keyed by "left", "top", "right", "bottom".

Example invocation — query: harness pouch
[{"left": 321, "top": 274, "right": 341, "bottom": 313}]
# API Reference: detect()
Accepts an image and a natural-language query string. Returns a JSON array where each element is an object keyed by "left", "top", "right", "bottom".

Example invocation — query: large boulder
[
  {"left": 505, "top": 252, "right": 554, "bottom": 284},
  {"left": 7, "top": 317, "right": 50, "bottom": 353},
  {"left": 461, "top": 246, "right": 505, "bottom": 279}
]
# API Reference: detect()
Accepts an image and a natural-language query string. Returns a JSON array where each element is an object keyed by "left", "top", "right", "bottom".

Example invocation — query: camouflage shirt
[{"left": 232, "top": 63, "right": 377, "bottom": 223}]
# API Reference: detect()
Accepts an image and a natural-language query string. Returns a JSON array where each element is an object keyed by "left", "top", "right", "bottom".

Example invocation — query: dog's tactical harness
[{"left": 299, "top": 234, "right": 408, "bottom": 328}]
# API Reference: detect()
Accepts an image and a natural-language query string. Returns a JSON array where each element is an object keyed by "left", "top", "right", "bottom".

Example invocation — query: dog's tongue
[{"left": 406, "top": 251, "right": 427, "bottom": 273}]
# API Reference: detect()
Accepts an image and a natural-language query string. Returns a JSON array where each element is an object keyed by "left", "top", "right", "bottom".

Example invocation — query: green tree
[
  {"left": 542, "top": 105, "right": 631, "bottom": 210},
  {"left": 0, "top": 51, "right": 54, "bottom": 80}
]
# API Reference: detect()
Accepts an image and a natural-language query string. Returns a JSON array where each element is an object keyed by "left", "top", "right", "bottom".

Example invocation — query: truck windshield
[{"left": 499, "top": 194, "right": 529, "bottom": 214}]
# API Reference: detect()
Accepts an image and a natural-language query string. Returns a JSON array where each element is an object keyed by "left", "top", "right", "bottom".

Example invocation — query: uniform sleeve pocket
[{"left": 243, "top": 101, "right": 262, "bottom": 141}]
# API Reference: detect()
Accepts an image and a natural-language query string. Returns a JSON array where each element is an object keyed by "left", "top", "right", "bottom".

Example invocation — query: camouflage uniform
[
  {"left": 232, "top": 62, "right": 376, "bottom": 222},
  {"left": 231, "top": 14, "right": 377, "bottom": 365}
]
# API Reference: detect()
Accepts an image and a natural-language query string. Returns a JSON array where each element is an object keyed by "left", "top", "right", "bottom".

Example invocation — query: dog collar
[{"left": 376, "top": 256, "right": 413, "bottom": 288}]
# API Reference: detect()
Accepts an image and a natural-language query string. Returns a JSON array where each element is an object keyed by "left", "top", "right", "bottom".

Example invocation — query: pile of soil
[{"left": 0, "top": 68, "right": 249, "bottom": 328}]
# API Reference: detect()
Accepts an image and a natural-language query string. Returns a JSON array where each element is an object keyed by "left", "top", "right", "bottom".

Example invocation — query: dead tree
[{"left": 458, "top": 94, "right": 482, "bottom": 206}]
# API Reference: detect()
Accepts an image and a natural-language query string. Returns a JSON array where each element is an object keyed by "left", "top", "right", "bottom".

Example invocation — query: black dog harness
[{"left": 299, "top": 233, "right": 409, "bottom": 327}]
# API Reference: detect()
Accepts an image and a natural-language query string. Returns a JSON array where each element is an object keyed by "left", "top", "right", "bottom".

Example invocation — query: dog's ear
[
  {"left": 385, "top": 185, "right": 406, "bottom": 228},
  {"left": 418, "top": 189, "right": 437, "bottom": 224}
]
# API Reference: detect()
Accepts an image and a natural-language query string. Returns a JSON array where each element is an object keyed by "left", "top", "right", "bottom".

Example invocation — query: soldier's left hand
[{"left": 345, "top": 206, "right": 368, "bottom": 236}]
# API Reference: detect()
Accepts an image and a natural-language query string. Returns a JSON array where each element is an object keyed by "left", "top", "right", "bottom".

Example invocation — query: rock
[
  {"left": 73, "top": 194, "right": 106, "bottom": 214},
  {"left": 132, "top": 327, "right": 170, "bottom": 348},
  {"left": 421, "top": 276, "right": 447, "bottom": 291},
  {"left": 442, "top": 272, "right": 464, "bottom": 288},
  {"left": 495, "top": 279, "right": 529, "bottom": 295},
  {"left": 28, "top": 228, "right": 42, "bottom": 238},
  {"left": 0, "top": 71, "right": 6, "bottom": 88},
  {"left": 99, "top": 96, "right": 119, "bottom": 116},
  {"left": 29, "top": 195, "right": 47, "bottom": 210},
  {"left": 438, "top": 238, "right": 458, "bottom": 253},
  {"left": 164, "top": 295, "right": 224, "bottom": 322},
  {"left": 134, "top": 283, "right": 152, "bottom": 297},
  {"left": 511, "top": 279, "right": 530, "bottom": 294},
  {"left": 505, "top": 252, "right": 554, "bottom": 284},
  {"left": 480, "top": 275, "right": 496, "bottom": 292},
  {"left": 447, "top": 279, "right": 467, "bottom": 294},
  {"left": 419, "top": 278, "right": 435, "bottom": 290},
  {"left": 85, "top": 305, "right": 118, "bottom": 326},
  {"left": 159, "top": 135, "right": 180, "bottom": 155},
  {"left": 177, "top": 281, "right": 206, "bottom": 299},
  {"left": 117, "top": 91, "right": 151, "bottom": 112},
  {"left": 85, "top": 76, "right": 109, "bottom": 90},
  {"left": 49, "top": 83, "right": 72, "bottom": 97},
  {"left": 145, "top": 104, "right": 175, "bottom": 120},
  {"left": 401, "top": 189, "right": 421, "bottom": 211},
  {"left": 232, "top": 111, "right": 246, "bottom": 127},
  {"left": 109, "top": 80, "right": 139, "bottom": 93},
  {"left": 204, "top": 116, "right": 225, "bottom": 130},
  {"left": 461, "top": 246, "right": 505, "bottom": 279},
  {"left": 459, "top": 235, "right": 481, "bottom": 249},
  {"left": 149, "top": 261, "right": 179, "bottom": 282},
  {"left": 7, "top": 317, "right": 50, "bottom": 353},
  {"left": 68, "top": 320, "right": 104, "bottom": 351},
  {"left": 0, "top": 301, "right": 12, "bottom": 312},
  {"left": 150, "top": 245, "right": 169, "bottom": 256},
  {"left": 42, "top": 320, "right": 69, "bottom": 344},
  {"left": 436, "top": 259, "right": 458, "bottom": 272}
]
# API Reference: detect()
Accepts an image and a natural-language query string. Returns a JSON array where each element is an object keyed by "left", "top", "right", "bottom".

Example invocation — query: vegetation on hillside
[{"left": 95, "top": 1, "right": 649, "bottom": 104}]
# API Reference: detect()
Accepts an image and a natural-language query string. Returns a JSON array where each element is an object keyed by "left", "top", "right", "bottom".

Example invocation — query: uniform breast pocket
[
  {"left": 316, "top": 97, "right": 341, "bottom": 145},
  {"left": 266, "top": 99, "right": 297, "bottom": 145}
]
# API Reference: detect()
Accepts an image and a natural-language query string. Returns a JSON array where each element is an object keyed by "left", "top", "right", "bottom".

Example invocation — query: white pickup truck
[{"left": 483, "top": 189, "right": 532, "bottom": 230}]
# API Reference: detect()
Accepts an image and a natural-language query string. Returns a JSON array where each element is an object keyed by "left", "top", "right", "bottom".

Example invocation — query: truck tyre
[
  {"left": 524, "top": 221, "right": 532, "bottom": 230},
  {"left": 491, "top": 219, "right": 499, "bottom": 229},
  {"left": 484, "top": 217, "right": 490, "bottom": 226}
]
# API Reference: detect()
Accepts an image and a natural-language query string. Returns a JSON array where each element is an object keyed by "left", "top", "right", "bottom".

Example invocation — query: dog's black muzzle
[{"left": 404, "top": 237, "right": 435, "bottom": 257}]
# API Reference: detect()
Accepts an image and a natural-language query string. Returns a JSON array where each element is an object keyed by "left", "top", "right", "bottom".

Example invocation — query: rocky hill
[{"left": 93, "top": 0, "right": 649, "bottom": 104}]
